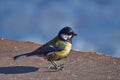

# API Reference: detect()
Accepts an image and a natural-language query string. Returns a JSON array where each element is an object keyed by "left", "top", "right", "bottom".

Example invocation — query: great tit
[{"left": 13, "top": 26, "right": 77, "bottom": 71}]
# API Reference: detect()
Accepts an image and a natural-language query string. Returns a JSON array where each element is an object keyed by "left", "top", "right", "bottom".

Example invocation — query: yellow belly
[{"left": 51, "top": 42, "right": 72, "bottom": 61}]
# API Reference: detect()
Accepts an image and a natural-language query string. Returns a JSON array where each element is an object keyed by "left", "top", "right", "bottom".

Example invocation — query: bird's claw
[{"left": 48, "top": 64, "right": 64, "bottom": 71}]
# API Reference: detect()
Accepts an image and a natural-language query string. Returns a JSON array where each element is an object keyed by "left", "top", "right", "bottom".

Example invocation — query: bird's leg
[
  {"left": 50, "top": 60, "right": 58, "bottom": 69},
  {"left": 49, "top": 60, "right": 63, "bottom": 71}
]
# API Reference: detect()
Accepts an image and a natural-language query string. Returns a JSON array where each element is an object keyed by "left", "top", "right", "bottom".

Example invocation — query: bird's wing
[
  {"left": 33, "top": 44, "right": 65, "bottom": 54},
  {"left": 13, "top": 44, "right": 65, "bottom": 60}
]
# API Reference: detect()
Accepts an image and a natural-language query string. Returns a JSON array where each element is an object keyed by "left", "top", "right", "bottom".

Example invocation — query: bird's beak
[{"left": 72, "top": 32, "right": 77, "bottom": 36}]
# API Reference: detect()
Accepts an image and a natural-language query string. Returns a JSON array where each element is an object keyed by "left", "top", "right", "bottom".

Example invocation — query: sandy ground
[{"left": 0, "top": 38, "right": 120, "bottom": 80}]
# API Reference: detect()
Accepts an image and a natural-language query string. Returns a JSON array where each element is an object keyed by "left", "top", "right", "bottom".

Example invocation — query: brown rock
[{"left": 0, "top": 38, "right": 120, "bottom": 80}]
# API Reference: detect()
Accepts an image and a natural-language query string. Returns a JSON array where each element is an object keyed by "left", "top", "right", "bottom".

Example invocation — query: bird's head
[{"left": 58, "top": 26, "right": 77, "bottom": 41}]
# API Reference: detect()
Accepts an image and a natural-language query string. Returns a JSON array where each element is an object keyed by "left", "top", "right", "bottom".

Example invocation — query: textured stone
[{"left": 0, "top": 38, "right": 120, "bottom": 80}]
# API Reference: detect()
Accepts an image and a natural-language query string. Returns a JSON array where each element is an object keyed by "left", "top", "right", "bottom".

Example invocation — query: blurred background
[{"left": 0, "top": 0, "right": 120, "bottom": 57}]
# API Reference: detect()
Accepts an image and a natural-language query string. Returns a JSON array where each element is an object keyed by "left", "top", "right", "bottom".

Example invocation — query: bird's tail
[{"left": 13, "top": 52, "right": 35, "bottom": 60}]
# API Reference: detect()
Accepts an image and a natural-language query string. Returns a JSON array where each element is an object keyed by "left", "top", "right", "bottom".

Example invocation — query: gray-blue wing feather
[
  {"left": 33, "top": 44, "right": 65, "bottom": 55},
  {"left": 13, "top": 44, "right": 65, "bottom": 60}
]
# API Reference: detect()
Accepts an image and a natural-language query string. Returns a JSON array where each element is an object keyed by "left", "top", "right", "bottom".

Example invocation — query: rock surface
[{"left": 0, "top": 38, "right": 120, "bottom": 80}]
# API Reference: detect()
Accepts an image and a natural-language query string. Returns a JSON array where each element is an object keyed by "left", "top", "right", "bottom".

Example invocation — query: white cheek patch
[{"left": 61, "top": 34, "right": 69, "bottom": 40}]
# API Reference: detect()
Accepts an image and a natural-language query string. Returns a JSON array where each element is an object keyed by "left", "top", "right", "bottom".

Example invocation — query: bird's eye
[{"left": 67, "top": 32, "right": 73, "bottom": 35}]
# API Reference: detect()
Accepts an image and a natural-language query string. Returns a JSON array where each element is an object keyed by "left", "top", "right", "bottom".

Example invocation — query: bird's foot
[{"left": 48, "top": 64, "right": 64, "bottom": 71}]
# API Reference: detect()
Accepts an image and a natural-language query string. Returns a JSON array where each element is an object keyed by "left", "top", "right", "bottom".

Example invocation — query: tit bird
[{"left": 13, "top": 26, "right": 77, "bottom": 71}]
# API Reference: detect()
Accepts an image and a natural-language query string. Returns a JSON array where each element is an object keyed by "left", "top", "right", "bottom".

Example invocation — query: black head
[{"left": 58, "top": 26, "right": 77, "bottom": 41}]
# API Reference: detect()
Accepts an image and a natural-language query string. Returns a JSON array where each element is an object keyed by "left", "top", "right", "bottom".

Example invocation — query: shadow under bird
[{"left": 13, "top": 26, "right": 77, "bottom": 71}]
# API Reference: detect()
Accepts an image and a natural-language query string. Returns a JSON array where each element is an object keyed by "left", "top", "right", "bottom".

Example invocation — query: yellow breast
[{"left": 52, "top": 42, "right": 72, "bottom": 60}]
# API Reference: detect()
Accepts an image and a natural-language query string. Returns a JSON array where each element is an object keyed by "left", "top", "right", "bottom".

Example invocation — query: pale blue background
[{"left": 0, "top": 0, "right": 120, "bottom": 57}]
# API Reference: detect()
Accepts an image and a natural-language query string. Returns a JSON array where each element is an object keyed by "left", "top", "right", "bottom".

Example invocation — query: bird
[{"left": 13, "top": 26, "right": 77, "bottom": 71}]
